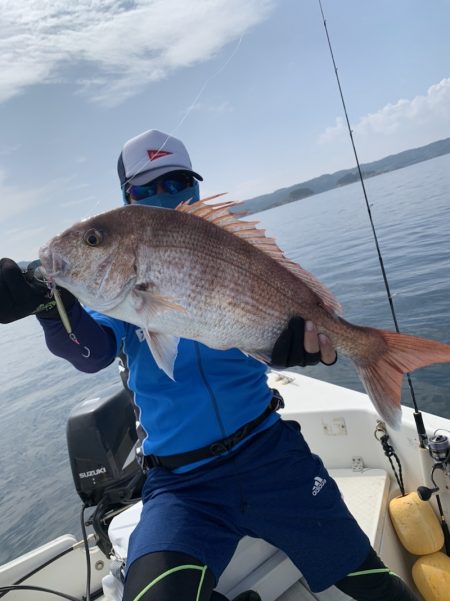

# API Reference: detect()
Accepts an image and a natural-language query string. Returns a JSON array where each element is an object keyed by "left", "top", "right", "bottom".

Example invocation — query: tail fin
[{"left": 353, "top": 331, "right": 450, "bottom": 430}]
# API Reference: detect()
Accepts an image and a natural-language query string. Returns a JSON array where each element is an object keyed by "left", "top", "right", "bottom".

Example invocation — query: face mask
[{"left": 124, "top": 181, "right": 200, "bottom": 208}]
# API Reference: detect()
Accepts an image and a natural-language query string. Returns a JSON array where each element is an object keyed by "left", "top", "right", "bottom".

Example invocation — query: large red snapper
[{"left": 39, "top": 198, "right": 450, "bottom": 429}]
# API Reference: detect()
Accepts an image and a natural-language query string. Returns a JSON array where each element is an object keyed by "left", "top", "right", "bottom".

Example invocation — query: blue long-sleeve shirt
[
  {"left": 38, "top": 303, "right": 278, "bottom": 471},
  {"left": 38, "top": 302, "right": 117, "bottom": 372}
]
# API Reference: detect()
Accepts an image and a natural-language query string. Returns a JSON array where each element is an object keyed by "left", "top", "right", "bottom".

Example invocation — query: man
[{"left": 0, "top": 130, "right": 418, "bottom": 601}]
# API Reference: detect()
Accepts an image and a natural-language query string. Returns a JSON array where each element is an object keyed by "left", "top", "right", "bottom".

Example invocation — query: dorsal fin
[{"left": 176, "top": 197, "right": 342, "bottom": 315}]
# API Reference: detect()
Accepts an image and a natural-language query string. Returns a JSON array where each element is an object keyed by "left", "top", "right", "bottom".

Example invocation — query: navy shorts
[{"left": 127, "top": 419, "right": 370, "bottom": 593}]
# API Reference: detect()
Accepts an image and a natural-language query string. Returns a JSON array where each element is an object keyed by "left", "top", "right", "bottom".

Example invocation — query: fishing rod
[
  {"left": 317, "top": 0, "right": 450, "bottom": 555},
  {"left": 317, "top": 0, "right": 450, "bottom": 551},
  {"left": 316, "top": 0, "right": 428, "bottom": 444}
]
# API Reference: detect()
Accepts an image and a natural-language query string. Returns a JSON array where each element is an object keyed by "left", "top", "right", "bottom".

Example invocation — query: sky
[{"left": 1, "top": 0, "right": 450, "bottom": 260}]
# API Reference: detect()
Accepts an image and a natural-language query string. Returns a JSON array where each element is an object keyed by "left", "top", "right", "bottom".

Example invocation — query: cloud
[
  {"left": 60, "top": 195, "right": 97, "bottom": 208},
  {"left": 0, "top": 168, "right": 110, "bottom": 259},
  {"left": 0, "top": 168, "right": 85, "bottom": 225},
  {"left": 0, "top": 144, "right": 22, "bottom": 157},
  {"left": 0, "top": 0, "right": 274, "bottom": 106},
  {"left": 319, "top": 78, "right": 450, "bottom": 152},
  {"left": 0, "top": 170, "right": 50, "bottom": 258},
  {"left": 187, "top": 99, "right": 234, "bottom": 114},
  {"left": 0, "top": 170, "right": 42, "bottom": 223}
]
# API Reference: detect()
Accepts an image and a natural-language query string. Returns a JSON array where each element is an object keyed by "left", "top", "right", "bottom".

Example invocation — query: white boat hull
[{"left": 1, "top": 371, "right": 449, "bottom": 600}]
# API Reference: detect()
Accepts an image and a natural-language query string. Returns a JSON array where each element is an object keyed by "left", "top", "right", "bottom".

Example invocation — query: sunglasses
[{"left": 127, "top": 173, "right": 194, "bottom": 202}]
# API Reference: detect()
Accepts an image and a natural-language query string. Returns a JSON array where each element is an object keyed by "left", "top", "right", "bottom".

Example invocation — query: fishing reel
[
  {"left": 428, "top": 434, "right": 450, "bottom": 466},
  {"left": 417, "top": 432, "right": 450, "bottom": 501}
]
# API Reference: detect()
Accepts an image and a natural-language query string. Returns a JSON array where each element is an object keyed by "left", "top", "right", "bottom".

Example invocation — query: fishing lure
[{"left": 21, "top": 259, "right": 90, "bottom": 356}]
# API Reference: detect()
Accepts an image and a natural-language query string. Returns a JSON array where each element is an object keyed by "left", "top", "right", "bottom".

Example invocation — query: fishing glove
[
  {"left": 0, "top": 258, "right": 77, "bottom": 323},
  {"left": 271, "top": 316, "right": 337, "bottom": 368}
]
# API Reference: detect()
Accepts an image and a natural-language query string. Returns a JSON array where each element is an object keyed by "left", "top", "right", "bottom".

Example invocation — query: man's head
[{"left": 117, "top": 129, "right": 203, "bottom": 208}]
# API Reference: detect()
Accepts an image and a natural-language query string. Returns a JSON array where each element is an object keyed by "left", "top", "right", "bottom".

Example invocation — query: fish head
[{"left": 39, "top": 207, "right": 140, "bottom": 312}]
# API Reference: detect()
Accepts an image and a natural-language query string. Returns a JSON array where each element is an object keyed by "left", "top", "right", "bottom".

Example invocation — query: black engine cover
[{"left": 67, "top": 387, "right": 142, "bottom": 507}]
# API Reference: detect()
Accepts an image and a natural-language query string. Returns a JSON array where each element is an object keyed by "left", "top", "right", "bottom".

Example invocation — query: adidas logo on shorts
[{"left": 312, "top": 476, "right": 326, "bottom": 496}]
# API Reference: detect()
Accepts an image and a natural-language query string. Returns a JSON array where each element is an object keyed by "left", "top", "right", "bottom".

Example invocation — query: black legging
[
  {"left": 122, "top": 547, "right": 419, "bottom": 601},
  {"left": 122, "top": 551, "right": 222, "bottom": 601},
  {"left": 335, "top": 547, "right": 419, "bottom": 600}
]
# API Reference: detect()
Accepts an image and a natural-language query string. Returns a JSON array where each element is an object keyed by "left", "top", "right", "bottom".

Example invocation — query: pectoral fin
[
  {"left": 132, "top": 286, "right": 186, "bottom": 316},
  {"left": 143, "top": 330, "right": 180, "bottom": 380},
  {"left": 242, "top": 350, "right": 271, "bottom": 364}
]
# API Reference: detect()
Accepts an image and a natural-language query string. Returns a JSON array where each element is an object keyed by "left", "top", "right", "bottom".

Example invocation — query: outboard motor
[{"left": 67, "top": 387, "right": 144, "bottom": 555}]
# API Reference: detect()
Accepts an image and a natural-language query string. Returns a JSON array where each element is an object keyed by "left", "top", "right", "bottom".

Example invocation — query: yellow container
[
  {"left": 389, "top": 492, "right": 444, "bottom": 555},
  {"left": 412, "top": 552, "right": 450, "bottom": 601}
]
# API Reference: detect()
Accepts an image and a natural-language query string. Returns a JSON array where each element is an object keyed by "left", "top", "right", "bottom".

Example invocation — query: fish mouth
[{"left": 38, "top": 244, "right": 70, "bottom": 282}]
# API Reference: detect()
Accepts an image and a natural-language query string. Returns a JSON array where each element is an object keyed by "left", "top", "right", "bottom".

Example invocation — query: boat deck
[{"left": 3, "top": 370, "right": 447, "bottom": 599}]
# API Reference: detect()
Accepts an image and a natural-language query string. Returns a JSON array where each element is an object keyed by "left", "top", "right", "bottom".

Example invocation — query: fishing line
[
  {"left": 84, "top": 24, "right": 245, "bottom": 212},
  {"left": 317, "top": 0, "right": 427, "bottom": 445},
  {"left": 124, "top": 33, "right": 245, "bottom": 188},
  {"left": 318, "top": 1, "right": 450, "bottom": 558},
  {"left": 168, "top": 34, "right": 244, "bottom": 142}
]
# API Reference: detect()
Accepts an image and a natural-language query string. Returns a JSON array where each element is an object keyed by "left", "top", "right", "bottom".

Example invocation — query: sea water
[{"left": 0, "top": 154, "right": 449, "bottom": 564}]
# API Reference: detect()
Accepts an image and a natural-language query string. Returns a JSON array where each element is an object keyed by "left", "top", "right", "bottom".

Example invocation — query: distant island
[{"left": 238, "top": 137, "right": 450, "bottom": 214}]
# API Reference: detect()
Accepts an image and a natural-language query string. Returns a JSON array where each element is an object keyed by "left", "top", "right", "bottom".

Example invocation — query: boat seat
[
  {"left": 220, "top": 468, "right": 390, "bottom": 600},
  {"left": 106, "top": 467, "right": 390, "bottom": 601}
]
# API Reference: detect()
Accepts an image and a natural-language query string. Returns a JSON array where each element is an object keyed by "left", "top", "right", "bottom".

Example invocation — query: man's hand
[
  {"left": 304, "top": 320, "right": 337, "bottom": 366},
  {"left": 0, "top": 258, "right": 77, "bottom": 323},
  {"left": 271, "top": 316, "right": 337, "bottom": 368}
]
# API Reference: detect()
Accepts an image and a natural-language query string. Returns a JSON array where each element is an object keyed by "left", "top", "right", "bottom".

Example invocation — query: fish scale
[{"left": 39, "top": 198, "right": 450, "bottom": 429}]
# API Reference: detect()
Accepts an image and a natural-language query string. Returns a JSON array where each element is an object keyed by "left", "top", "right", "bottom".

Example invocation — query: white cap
[{"left": 117, "top": 129, "right": 203, "bottom": 187}]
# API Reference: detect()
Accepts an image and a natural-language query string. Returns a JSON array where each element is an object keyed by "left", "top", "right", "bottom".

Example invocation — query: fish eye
[{"left": 83, "top": 228, "right": 104, "bottom": 247}]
